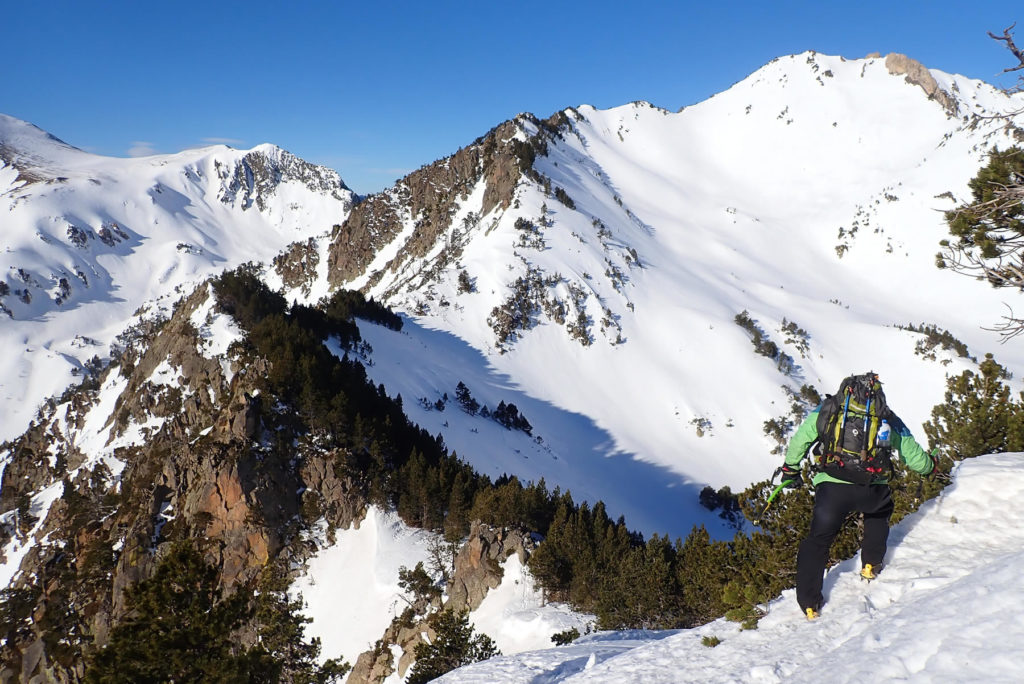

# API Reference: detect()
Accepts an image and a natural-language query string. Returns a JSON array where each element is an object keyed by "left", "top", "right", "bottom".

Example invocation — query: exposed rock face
[
  {"left": 0, "top": 115, "right": 78, "bottom": 187},
  {"left": 300, "top": 451, "right": 366, "bottom": 532},
  {"left": 0, "top": 144, "right": 50, "bottom": 186},
  {"left": 326, "top": 119, "right": 532, "bottom": 290},
  {"left": 885, "top": 53, "right": 959, "bottom": 116},
  {"left": 347, "top": 521, "right": 534, "bottom": 684},
  {"left": 447, "top": 521, "right": 530, "bottom": 609},
  {"left": 0, "top": 282, "right": 371, "bottom": 682},
  {"left": 273, "top": 237, "right": 321, "bottom": 296},
  {"left": 216, "top": 146, "right": 354, "bottom": 212}
]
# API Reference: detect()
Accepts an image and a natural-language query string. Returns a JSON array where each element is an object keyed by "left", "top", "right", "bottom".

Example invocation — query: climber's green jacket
[{"left": 784, "top": 406, "right": 935, "bottom": 486}]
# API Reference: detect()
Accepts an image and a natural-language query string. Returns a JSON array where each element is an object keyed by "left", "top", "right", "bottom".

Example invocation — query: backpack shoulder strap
[{"left": 815, "top": 394, "right": 841, "bottom": 438}]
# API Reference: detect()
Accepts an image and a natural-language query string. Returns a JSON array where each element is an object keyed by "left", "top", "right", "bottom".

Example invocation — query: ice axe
[{"left": 751, "top": 466, "right": 798, "bottom": 526}]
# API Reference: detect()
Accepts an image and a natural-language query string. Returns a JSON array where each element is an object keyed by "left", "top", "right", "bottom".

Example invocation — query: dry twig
[{"left": 988, "top": 24, "right": 1024, "bottom": 73}]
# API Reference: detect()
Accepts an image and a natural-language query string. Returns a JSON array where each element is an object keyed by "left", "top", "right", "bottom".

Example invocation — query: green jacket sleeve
[
  {"left": 784, "top": 408, "right": 821, "bottom": 467},
  {"left": 888, "top": 413, "right": 934, "bottom": 474}
]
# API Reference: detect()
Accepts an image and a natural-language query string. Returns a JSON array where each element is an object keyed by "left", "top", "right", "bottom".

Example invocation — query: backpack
[{"left": 814, "top": 372, "right": 893, "bottom": 484}]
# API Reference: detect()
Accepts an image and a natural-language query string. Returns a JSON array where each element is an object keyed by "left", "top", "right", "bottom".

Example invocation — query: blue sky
[{"left": 4, "top": 1, "right": 1022, "bottom": 194}]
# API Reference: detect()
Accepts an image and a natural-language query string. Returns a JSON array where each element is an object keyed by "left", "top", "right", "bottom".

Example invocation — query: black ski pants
[{"left": 795, "top": 482, "right": 893, "bottom": 611}]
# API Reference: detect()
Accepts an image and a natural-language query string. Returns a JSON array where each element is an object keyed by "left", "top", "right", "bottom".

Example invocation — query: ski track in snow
[{"left": 437, "top": 453, "right": 1024, "bottom": 683}]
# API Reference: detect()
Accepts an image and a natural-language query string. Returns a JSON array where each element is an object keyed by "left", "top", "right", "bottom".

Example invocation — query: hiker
[{"left": 778, "top": 372, "right": 936, "bottom": 620}]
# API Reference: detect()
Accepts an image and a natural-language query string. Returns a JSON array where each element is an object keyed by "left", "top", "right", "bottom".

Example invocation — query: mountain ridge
[
  {"left": 2, "top": 49, "right": 1024, "bottom": 683},
  {"left": 434, "top": 451, "right": 1024, "bottom": 683},
  {"left": 0, "top": 121, "right": 356, "bottom": 443},
  {"left": 269, "top": 51, "right": 1024, "bottom": 510},
  {"left": 6, "top": 50, "right": 1024, "bottom": 524}
]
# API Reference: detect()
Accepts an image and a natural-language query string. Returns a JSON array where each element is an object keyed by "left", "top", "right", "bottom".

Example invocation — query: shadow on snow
[{"left": 353, "top": 314, "right": 737, "bottom": 542}]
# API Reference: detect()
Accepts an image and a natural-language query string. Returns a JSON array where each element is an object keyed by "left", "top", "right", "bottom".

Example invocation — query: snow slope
[
  {"left": 437, "top": 452, "right": 1024, "bottom": 683},
  {"left": 292, "top": 507, "right": 436, "bottom": 667},
  {"left": 0, "top": 113, "right": 354, "bottom": 443}
]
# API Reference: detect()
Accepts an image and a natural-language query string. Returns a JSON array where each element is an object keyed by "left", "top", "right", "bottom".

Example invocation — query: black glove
[
  {"left": 926, "top": 449, "right": 951, "bottom": 483},
  {"left": 778, "top": 464, "right": 802, "bottom": 488}
]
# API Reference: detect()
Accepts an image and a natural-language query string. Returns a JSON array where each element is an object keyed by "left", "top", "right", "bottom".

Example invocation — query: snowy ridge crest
[{"left": 436, "top": 453, "right": 1024, "bottom": 683}]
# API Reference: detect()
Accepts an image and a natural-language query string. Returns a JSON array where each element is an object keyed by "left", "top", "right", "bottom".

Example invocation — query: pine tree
[
  {"left": 596, "top": 534, "right": 680, "bottom": 629},
  {"left": 527, "top": 501, "right": 574, "bottom": 601},
  {"left": 443, "top": 471, "right": 473, "bottom": 539},
  {"left": 405, "top": 610, "right": 499, "bottom": 684},
  {"left": 454, "top": 381, "right": 479, "bottom": 414},
  {"left": 675, "top": 526, "right": 732, "bottom": 625},
  {"left": 253, "top": 565, "right": 350, "bottom": 684},
  {"left": 84, "top": 541, "right": 265, "bottom": 683},
  {"left": 923, "top": 354, "right": 1024, "bottom": 460},
  {"left": 938, "top": 147, "right": 1024, "bottom": 336},
  {"left": 397, "top": 562, "right": 442, "bottom": 608},
  {"left": 457, "top": 270, "right": 474, "bottom": 294},
  {"left": 84, "top": 543, "right": 347, "bottom": 684}
]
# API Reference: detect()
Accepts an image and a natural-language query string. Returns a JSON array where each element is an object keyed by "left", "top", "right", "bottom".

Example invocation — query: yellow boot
[
  {"left": 805, "top": 607, "right": 820, "bottom": 621},
  {"left": 861, "top": 563, "right": 877, "bottom": 581}
]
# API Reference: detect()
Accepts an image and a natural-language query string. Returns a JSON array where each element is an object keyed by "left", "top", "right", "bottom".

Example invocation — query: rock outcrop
[
  {"left": 347, "top": 521, "right": 534, "bottom": 684},
  {"left": 216, "top": 146, "right": 354, "bottom": 212},
  {"left": 325, "top": 117, "right": 546, "bottom": 292},
  {"left": 0, "top": 282, "right": 372, "bottom": 682},
  {"left": 885, "top": 53, "right": 959, "bottom": 116},
  {"left": 273, "top": 237, "right": 321, "bottom": 296}
]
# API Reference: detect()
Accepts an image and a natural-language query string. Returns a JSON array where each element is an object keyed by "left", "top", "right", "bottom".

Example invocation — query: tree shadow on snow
[{"left": 354, "top": 315, "right": 736, "bottom": 542}]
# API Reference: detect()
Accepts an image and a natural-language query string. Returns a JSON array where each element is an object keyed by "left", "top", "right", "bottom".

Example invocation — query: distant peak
[
  {"left": 248, "top": 141, "right": 284, "bottom": 156},
  {"left": 0, "top": 113, "right": 87, "bottom": 185},
  {"left": 0, "top": 113, "right": 78, "bottom": 151}
]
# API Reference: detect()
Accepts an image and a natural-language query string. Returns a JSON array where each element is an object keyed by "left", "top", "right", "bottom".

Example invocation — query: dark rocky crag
[
  {"left": 322, "top": 113, "right": 567, "bottom": 297},
  {"left": 0, "top": 285, "right": 362, "bottom": 681},
  {"left": 215, "top": 146, "right": 354, "bottom": 213}
]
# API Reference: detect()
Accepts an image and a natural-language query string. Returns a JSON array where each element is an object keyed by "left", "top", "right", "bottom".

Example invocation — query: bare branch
[
  {"left": 968, "top": 105, "right": 1024, "bottom": 127},
  {"left": 981, "top": 303, "right": 1024, "bottom": 342},
  {"left": 989, "top": 23, "right": 1024, "bottom": 73}
]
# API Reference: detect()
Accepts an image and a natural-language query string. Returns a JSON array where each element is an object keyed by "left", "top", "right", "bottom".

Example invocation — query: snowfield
[
  {"left": 437, "top": 452, "right": 1024, "bottom": 683},
  {"left": 292, "top": 507, "right": 437, "bottom": 667}
]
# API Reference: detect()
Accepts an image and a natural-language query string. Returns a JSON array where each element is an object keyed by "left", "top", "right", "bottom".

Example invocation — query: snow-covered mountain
[
  {"left": 277, "top": 51, "right": 1024, "bottom": 538},
  {"left": 3, "top": 49, "right": 1024, "bottom": 683},
  {"left": 436, "top": 451, "right": 1024, "bottom": 683},
  {"left": 6, "top": 53, "right": 1024, "bottom": 539},
  {"left": 0, "top": 113, "right": 355, "bottom": 442}
]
